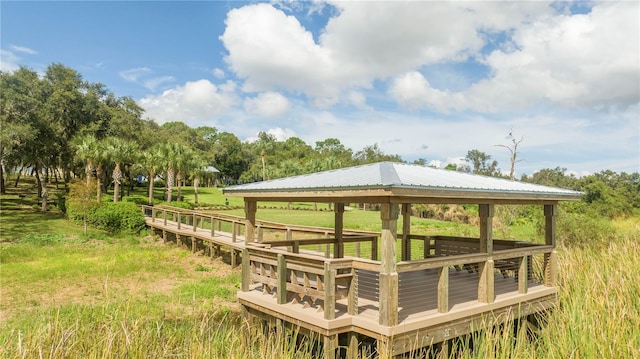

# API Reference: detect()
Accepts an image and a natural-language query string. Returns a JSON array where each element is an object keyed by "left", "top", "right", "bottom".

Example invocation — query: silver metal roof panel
[{"left": 224, "top": 161, "right": 583, "bottom": 199}]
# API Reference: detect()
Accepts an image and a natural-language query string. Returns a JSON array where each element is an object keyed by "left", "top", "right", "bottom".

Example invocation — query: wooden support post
[
  {"left": 424, "top": 237, "right": 432, "bottom": 259},
  {"left": 209, "top": 240, "right": 214, "bottom": 259},
  {"left": 163, "top": 210, "right": 167, "bottom": 226},
  {"left": 192, "top": 214, "right": 197, "bottom": 232},
  {"left": 151, "top": 207, "right": 156, "bottom": 222},
  {"left": 323, "top": 334, "right": 338, "bottom": 359},
  {"left": 478, "top": 204, "right": 495, "bottom": 303},
  {"left": 347, "top": 332, "right": 359, "bottom": 359},
  {"left": 232, "top": 222, "right": 238, "bottom": 242},
  {"left": 478, "top": 259, "right": 495, "bottom": 303},
  {"left": 371, "top": 237, "right": 378, "bottom": 261},
  {"left": 245, "top": 200, "right": 257, "bottom": 243},
  {"left": 324, "top": 262, "right": 336, "bottom": 320},
  {"left": 348, "top": 268, "right": 358, "bottom": 315},
  {"left": 437, "top": 266, "right": 449, "bottom": 313},
  {"left": 177, "top": 213, "right": 181, "bottom": 230},
  {"left": 518, "top": 255, "right": 528, "bottom": 294},
  {"left": 210, "top": 217, "right": 215, "bottom": 237},
  {"left": 334, "top": 203, "right": 345, "bottom": 259},
  {"left": 324, "top": 232, "right": 330, "bottom": 258},
  {"left": 231, "top": 249, "right": 237, "bottom": 268},
  {"left": 277, "top": 254, "right": 287, "bottom": 304},
  {"left": 379, "top": 202, "right": 399, "bottom": 326},
  {"left": 191, "top": 236, "right": 196, "bottom": 253},
  {"left": 292, "top": 241, "right": 299, "bottom": 254},
  {"left": 257, "top": 226, "right": 263, "bottom": 243},
  {"left": 401, "top": 203, "right": 411, "bottom": 261},
  {"left": 241, "top": 248, "right": 250, "bottom": 292}
]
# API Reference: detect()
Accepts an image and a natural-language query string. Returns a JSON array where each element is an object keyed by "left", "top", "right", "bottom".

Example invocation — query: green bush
[
  {"left": 92, "top": 202, "right": 146, "bottom": 234},
  {"left": 67, "top": 201, "right": 145, "bottom": 234}
]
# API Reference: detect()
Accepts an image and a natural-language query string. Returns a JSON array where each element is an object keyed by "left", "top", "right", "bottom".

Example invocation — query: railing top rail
[
  {"left": 492, "top": 245, "right": 554, "bottom": 260},
  {"left": 396, "top": 253, "right": 489, "bottom": 273}
]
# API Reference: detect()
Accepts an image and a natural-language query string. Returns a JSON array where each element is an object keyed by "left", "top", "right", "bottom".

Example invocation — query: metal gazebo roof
[{"left": 223, "top": 162, "right": 583, "bottom": 203}]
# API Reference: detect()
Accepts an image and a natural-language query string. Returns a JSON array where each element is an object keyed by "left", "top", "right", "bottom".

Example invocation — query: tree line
[{"left": 2, "top": 64, "right": 638, "bottom": 218}]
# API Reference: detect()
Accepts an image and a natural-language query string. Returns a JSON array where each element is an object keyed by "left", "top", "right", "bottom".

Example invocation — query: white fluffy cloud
[
  {"left": 139, "top": 79, "right": 237, "bottom": 126},
  {"left": 244, "top": 92, "right": 291, "bottom": 118},
  {"left": 221, "top": 2, "right": 638, "bottom": 114},
  {"left": 389, "top": 2, "right": 640, "bottom": 113}
]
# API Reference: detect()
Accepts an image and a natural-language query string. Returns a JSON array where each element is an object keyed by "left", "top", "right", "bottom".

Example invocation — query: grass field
[{"left": 1, "top": 181, "right": 639, "bottom": 358}]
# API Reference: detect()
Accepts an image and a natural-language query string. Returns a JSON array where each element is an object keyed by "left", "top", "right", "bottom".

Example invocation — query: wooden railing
[
  {"left": 242, "top": 246, "right": 363, "bottom": 319},
  {"left": 396, "top": 236, "right": 556, "bottom": 314}
]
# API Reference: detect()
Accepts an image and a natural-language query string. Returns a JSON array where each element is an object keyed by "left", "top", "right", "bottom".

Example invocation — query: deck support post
[
  {"left": 544, "top": 204, "right": 558, "bottom": 286},
  {"left": 401, "top": 203, "right": 411, "bottom": 261},
  {"left": 241, "top": 248, "right": 250, "bottom": 292},
  {"left": 347, "top": 332, "right": 359, "bottom": 359},
  {"left": 478, "top": 204, "right": 495, "bottom": 303},
  {"left": 277, "top": 254, "right": 287, "bottom": 304},
  {"left": 334, "top": 203, "right": 345, "bottom": 259},
  {"left": 518, "top": 255, "right": 528, "bottom": 293},
  {"left": 245, "top": 200, "right": 257, "bottom": 243},
  {"left": 437, "top": 266, "right": 449, "bottom": 313},
  {"left": 323, "top": 334, "right": 338, "bottom": 359},
  {"left": 209, "top": 216, "right": 216, "bottom": 238},
  {"left": 324, "top": 262, "right": 336, "bottom": 320},
  {"left": 379, "top": 202, "right": 399, "bottom": 326}
]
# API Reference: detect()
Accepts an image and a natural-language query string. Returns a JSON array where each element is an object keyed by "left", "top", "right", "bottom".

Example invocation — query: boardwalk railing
[{"left": 142, "top": 206, "right": 557, "bottom": 324}]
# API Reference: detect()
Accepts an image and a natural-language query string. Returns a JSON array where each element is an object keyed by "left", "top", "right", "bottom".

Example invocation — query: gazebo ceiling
[{"left": 223, "top": 162, "right": 583, "bottom": 204}]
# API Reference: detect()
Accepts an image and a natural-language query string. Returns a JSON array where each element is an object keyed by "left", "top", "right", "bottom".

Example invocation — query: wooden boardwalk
[{"left": 143, "top": 205, "right": 558, "bottom": 358}]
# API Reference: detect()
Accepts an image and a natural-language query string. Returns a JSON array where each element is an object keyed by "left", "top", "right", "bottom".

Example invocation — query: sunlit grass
[{"left": 1, "top": 203, "right": 639, "bottom": 358}]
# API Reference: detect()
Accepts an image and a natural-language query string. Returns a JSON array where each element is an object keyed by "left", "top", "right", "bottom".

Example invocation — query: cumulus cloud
[
  {"left": 244, "top": 92, "right": 291, "bottom": 118},
  {"left": 138, "top": 79, "right": 237, "bottom": 125},
  {"left": 388, "top": 2, "right": 640, "bottom": 113},
  {"left": 212, "top": 68, "right": 225, "bottom": 79},
  {"left": 220, "top": 2, "right": 638, "bottom": 115}
]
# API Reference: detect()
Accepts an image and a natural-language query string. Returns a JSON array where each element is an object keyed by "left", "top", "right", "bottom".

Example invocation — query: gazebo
[{"left": 223, "top": 161, "right": 582, "bottom": 358}]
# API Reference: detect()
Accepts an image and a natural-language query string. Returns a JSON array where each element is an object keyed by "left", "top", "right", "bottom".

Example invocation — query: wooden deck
[{"left": 142, "top": 205, "right": 559, "bottom": 357}]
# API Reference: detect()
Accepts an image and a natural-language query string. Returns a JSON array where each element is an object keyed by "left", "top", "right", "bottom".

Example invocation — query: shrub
[
  {"left": 68, "top": 201, "right": 146, "bottom": 234},
  {"left": 92, "top": 202, "right": 146, "bottom": 234}
]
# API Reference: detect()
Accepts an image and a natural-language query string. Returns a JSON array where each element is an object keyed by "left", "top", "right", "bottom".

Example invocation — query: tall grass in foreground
[
  {"left": 1, "top": 304, "right": 317, "bottom": 359},
  {"left": 1, "top": 208, "right": 638, "bottom": 358}
]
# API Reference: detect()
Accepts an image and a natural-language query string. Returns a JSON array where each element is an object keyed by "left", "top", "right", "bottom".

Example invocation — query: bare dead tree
[{"left": 496, "top": 130, "right": 524, "bottom": 180}]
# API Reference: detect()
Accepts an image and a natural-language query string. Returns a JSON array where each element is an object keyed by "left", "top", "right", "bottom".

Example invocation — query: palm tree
[
  {"left": 73, "top": 134, "right": 98, "bottom": 187},
  {"left": 139, "top": 145, "right": 165, "bottom": 205},
  {"left": 93, "top": 139, "right": 108, "bottom": 202},
  {"left": 188, "top": 155, "right": 206, "bottom": 205},
  {"left": 105, "top": 137, "right": 138, "bottom": 202},
  {"left": 160, "top": 142, "right": 183, "bottom": 203}
]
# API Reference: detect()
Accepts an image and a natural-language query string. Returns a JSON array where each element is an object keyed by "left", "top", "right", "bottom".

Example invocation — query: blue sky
[{"left": 2, "top": 1, "right": 639, "bottom": 177}]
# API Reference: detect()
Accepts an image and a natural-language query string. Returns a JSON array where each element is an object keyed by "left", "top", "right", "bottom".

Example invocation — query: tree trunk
[
  {"left": 176, "top": 171, "right": 183, "bottom": 202},
  {"left": 34, "top": 164, "right": 42, "bottom": 198},
  {"left": 96, "top": 165, "right": 103, "bottom": 202},
  {"left": 194, "top": 177, "right": 199, "bottom": 204},
  {"left": 148, "top": 170, "right": 155, "bottom": 205},
  {"left": 166, "top": 168, "right": 174, "bottom": 203},
  {"left": 113, "top": 163, "right": 122, "bottom": 202},
  {"left": 0, "top": 162, "right": 5, "bottom": 194},
  {"left": 13, "top": 166, "right": 23, "bottom": 188}
]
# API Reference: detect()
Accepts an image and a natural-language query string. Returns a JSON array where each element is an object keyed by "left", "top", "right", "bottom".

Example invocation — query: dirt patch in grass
[{"left": 0, "top": 234, "right": 241, "bottom": 324}]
